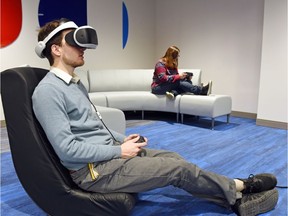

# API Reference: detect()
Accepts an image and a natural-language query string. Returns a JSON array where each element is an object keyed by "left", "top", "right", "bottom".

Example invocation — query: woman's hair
[
  {"left": 161, "top": 45, "right": 180, "bottom": 69},
  {"left": 37, "top": 18, "right": 70, "bottom": 65}
]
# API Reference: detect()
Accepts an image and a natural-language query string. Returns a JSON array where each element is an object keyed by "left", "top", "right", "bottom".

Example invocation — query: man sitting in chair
[{"left": 32, "top": 18, "right": 278, "bottom": 216}]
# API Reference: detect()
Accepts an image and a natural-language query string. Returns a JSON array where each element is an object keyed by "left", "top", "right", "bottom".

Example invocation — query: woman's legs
[
  {"left": 179, "top": 80, "right": 202, "bottom": 95},
  {"left": 151, "top": 82, "right": 181, "bottom": 95},
  {"left": 152, "top": 80, "right": 203, "bottom": 96}
]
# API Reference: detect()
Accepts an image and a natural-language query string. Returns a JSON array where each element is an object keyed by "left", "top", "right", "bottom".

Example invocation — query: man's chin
[{"left": 74, "top": 61, "right": 85, "bottom": 68}]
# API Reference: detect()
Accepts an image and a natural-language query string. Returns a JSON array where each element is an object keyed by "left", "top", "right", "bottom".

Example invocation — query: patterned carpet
[{"left": 1, "top": 114, "right": 287, "bottom": 215}]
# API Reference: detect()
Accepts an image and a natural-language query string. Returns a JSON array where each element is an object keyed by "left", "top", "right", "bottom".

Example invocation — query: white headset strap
[{"left": 42, "top": 21, "right": 78, "bottom": 45}]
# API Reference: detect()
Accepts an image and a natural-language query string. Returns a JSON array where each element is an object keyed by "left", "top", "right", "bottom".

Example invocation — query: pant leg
[
  {"left": 151, "top": 82, "right": 180, "bottom": 95},
  {"left": 71, "top": 149, "right": 238, "bottom": 208},
  {"left": 179, "top": 80, "right": 202, "bottom": 95}
]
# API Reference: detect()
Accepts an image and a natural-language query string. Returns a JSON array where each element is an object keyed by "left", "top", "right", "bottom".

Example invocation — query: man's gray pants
[{"left": 71, "top": 149, "right": 239, "bottom": 208}]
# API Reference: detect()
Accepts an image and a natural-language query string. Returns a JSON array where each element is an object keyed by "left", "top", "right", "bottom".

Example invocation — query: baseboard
[
  {"left": 256, "top": 119, "right": 288, "bottom": 130},
  {"left": 231, "top": 111, "right": 287, "bottom": 129},
  {"left": 1, "top": 120, "right": 6, "bottom": 128},
  {"left": 231, "top": 111, "right": 257, "bottom": 119}
]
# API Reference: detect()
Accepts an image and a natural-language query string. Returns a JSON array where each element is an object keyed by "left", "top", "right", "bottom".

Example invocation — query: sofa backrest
[
  {"left": 75, "top": 69, "right": 90, "bottom": 91},
  {"left": 88, "top": 69, "right": 152, "bottom": 92},
  {"left": 84, "top": 69, "right": 201, "bottom": 92}
]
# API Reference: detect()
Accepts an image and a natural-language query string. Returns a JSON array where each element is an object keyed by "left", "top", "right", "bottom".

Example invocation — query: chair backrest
[
  {"left": 1, "top": 67, "right": 76, "bottom": 209},
  {"left": 1, "top": 67, "right": 135, "bottom": 216}
]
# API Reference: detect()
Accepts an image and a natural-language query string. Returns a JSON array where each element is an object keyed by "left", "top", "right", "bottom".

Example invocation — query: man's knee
[{"left": 152, "top": 149, "right": 184, "bottom": 160}]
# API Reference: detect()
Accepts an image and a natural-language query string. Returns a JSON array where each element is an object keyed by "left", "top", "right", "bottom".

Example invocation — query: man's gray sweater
[{"left": 32, "top": 71, "right": 125, "bottom": 170}]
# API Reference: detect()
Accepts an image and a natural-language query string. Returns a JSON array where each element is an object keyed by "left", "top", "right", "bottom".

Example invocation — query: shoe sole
[
  {"left": 166, "top": 92, "right": 175, "bottom": 100},
  {"left": 207, "top": 80, "right": 212, "bottom": 95},
  {"left": 238, "top": 188, "right": 278, "bottom": 216}
]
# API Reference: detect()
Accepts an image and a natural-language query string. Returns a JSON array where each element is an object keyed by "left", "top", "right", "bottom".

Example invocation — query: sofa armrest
[{"left": 96, "top": 106, "right": 126, "bottom": 134}]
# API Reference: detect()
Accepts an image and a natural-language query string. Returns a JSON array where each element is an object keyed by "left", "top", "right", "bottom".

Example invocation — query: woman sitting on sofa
[{"left": 151, "top": 45, "right": 212, "bottom": 99}]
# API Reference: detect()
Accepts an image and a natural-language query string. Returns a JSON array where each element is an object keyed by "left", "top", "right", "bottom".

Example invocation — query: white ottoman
[{"left": 179, "top": 94, "right": 232, "bottom": 129}]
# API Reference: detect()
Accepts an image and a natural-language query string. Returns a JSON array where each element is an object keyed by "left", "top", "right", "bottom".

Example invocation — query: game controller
[
  {"left": 136, "top": 136, "right": 145, "bottom": 143},
  {"left": 135, "top": 136, "right": 147, "bottom": 157},
  {"left": 185, "top": 72, "right": 193, "bottom": 80}
]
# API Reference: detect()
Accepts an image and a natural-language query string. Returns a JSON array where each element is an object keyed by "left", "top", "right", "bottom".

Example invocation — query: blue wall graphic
[
  {"left": 122, "top": 2, "right": 129, "bottom": 49},
  {"left": 38, "top": 0, "right": 87, "bottom": 27}
]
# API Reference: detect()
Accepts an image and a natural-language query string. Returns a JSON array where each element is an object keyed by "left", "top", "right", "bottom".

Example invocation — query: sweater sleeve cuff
[
  {"left": 112, "top": 145, "right": 122, "bottom": 158},
  {"left": 173, "top": 75, "right": 180, "bottom": 82}
]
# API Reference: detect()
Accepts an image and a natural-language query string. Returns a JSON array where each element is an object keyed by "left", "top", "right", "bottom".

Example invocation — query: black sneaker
[
  {"left": 232, "top": 188, "right": 278, "bottom": 216},
  {"left": 200, "top": 84, "right": 209, "bottom": 95},
  {"left": 240, "top": 174, "right": 277, "bottom": 194},
  {"left": 200, "top": 81, "right": 212, "bottom": 95}
]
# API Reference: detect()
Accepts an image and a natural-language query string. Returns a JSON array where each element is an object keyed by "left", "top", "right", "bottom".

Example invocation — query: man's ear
[{"left": 51, "top": 44, "right": 61, "bottom": 57}]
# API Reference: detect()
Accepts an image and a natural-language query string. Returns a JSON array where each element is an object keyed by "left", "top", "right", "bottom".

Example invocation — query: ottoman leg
[
  {"left": 211, "top": 118, "right": 215, "bottom": 130},
  {"left": 227, "top": 114, "right": 230, "bottom": 124}
]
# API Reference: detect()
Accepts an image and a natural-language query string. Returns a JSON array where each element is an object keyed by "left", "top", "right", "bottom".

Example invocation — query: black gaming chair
[{"left": 1, "top": 67, "right": 136, "bottom": 216}]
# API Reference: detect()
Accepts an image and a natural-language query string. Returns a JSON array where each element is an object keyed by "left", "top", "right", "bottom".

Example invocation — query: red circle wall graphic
[
  {"left": 0, "top": 1, "right": 128, "bottom": 49},
  {"left": 0, "top": 0, "right": 22, "bottom": 48}
]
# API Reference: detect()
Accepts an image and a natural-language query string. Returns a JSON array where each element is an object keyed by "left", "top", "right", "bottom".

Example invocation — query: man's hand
[
  {"left": 124, "top": 134, "right": 139, "bottom": 142},
  {"left": 181, "top": 72, "right": 193, "bottom": 80},
  {"left": 121, "top": 135, "right": 147, "bottom": 158}
]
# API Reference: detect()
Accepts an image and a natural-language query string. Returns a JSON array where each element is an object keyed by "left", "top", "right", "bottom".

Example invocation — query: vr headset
[{"left": 35, "top": 21, "right": 98, "bottom": 58}]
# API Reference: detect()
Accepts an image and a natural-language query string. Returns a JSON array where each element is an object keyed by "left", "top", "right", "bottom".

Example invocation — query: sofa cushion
[
  {"left": 104, "top": 91, "right": 147, "bottom": 110},
  {"left": 141, "top": 93, "right": 181, "bottom": 113},
  {"left": 89, "top": 91, "right": 180, "bottom": 113}
]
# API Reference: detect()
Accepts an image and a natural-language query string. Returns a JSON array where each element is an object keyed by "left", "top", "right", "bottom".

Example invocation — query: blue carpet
[{"left": 1, "top": 116, "right": 287, "bottom": 215}]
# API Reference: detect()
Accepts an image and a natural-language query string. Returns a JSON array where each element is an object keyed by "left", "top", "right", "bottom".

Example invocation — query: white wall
[
  {"left": 1, "top": 0, "right": 287, "bottom": 125},
  {"left": 0, "top": 0, "right": 156, "bottom": 71},
  {"left": 257, "top": 0, "right": 287, "bottom": 123},
  {"left": 84, "top": 0, "right": 156, "bottom": 70},
  {"left": 155, "top": 0, "right": 265, "bottom": 114}
]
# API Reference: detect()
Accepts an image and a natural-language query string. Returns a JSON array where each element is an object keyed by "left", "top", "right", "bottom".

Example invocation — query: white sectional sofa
[{"left": 76, "top": 69, "right": 232, "bottom": 129}]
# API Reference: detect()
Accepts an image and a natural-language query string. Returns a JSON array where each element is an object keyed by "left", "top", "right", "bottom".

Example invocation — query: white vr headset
[{"left": 35, "top": 21, "right": 98, "bottom": 58}]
